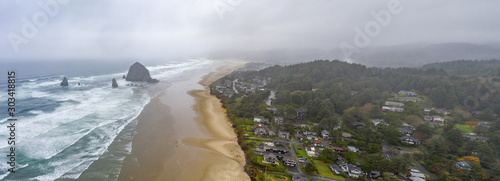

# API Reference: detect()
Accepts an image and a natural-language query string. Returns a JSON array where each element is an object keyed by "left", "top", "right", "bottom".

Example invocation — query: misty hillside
[
  {"left": 211, "top": 43, "right": 500, "bottom": 68},
  {"left": 422, "top": 59, "right": 500, "bottom": 77},
  {"left": 352, "top": 42, "right": 500, "bottom": 67}
]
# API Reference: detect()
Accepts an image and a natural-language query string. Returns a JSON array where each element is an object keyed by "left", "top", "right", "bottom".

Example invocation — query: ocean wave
[{"left": 0, "top": 59, "right": 214, "bottom": 180}]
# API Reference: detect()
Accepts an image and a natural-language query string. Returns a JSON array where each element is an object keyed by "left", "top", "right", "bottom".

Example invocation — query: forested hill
[
  {"left": 422, "top": 59, "right": 500, "bottom": 77},
  {"left": 233, "top": 60, "right": 500, "bottom": 112}
]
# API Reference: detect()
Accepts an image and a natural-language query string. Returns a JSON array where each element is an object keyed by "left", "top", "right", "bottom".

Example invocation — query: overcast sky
[{"left": 1, "top": 0, "right": 499, "bottom": 61}]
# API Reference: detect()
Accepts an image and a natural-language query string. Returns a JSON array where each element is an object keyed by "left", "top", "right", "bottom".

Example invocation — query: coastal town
[{"left": 210, "top": 61, "right": 499, "bottom": 181}]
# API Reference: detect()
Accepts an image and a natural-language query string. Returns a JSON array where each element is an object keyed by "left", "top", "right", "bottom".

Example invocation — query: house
[
  {"left": 463, "top": 133, "right": 489, "bottom": 142},
  {"left": 293, "top": 124, "right": 308, "bottom": 129},
  {"left": 263, "top": 153, "right": 279, "bottom": 165},
  {"left": 372, "top": 119, "right": 387, "bottom": 126},
  {"left": 254, "top": 128, "right": 268, "bottom": 137},
  {"left": 402, "top": 123, "right": 414, "bottom": 129},
  {"left": 330, "top": 146, "right": 345, "bottom": 152},
  {"left": 258, "top": 142, "right": 275, "bottom": 149},
  {"left": 282, "top": 156, "right": 296, "bottom": 167},
  {"left": 385, "top": 101, "right": 404, "bottom": 107},
  {"left": 304, "top": 131, "right": 317, "bottom": 136},
  {"left": 352, "top": 122, "right": 366, "bottom": 129},
  {"left": 306, "top": 134, "right": 319, "bottom": 141},
  {"left": 263, "top": 146, "right": 289, "bottom": 154},
  {"left": 295, "top": 134, "right": 304, "bottom": 141},
  {"left": 400, "top": 136, "right": 420, "bottom": 145},
  {"left": 435, "top": 108, "right": 450, "bottom": 115},
  {"left": 407, "top": 171, "right": 426, "bottom": 180},
  {"left": 321, "top": 130, "right": 329, "bottom": 139},
  {"left": 329, "top": 164, "right": 342, "bottom": 174},
  {"left": 456, "top": 161, "right": 471, "bottom": 170},
  {"left": 306, "top": 147, "right": 318, "bottom": 156},
  {"left": 478, "top": 121, "right": 491, "bottom": 128},
  {"left": 424, "top": 115, "right": 445, "bottom": 123},
  {"left": 369, "top": 171, "right": 381, "bottom": 179},
  {"left": 268, "top": 130, "right": 276, "bottom": 137},
  {"left": 395, "top": 97, "right": 421, "bottom": 102},
  {"left": 342, "top": 132, "right": 352, "bottom": 140},
  {"left": 423, "top": 107, "right": 432, "bottom": 112},
  {"left": 274, "top": 116, "right": 284, "bottom": 124},
  {"left": 382, "top": 106, "right": 404, "bottom": 112},
  {"left": 347, "top": 146, "right": 359, "bottom": 152},
  {"left": 337, "top": 159, "right": 349, "bottom": 173},
  {"left": 399, "top": 90, "right": 418, "bottom": 96},
  {"left": 253, "top": 116, "right": 269, "bottom": 123},
  {"left": 278, "top": 130, "right": 290, "bottom": 140},
  {"left": 347, "top": 164, "right": 364, "bottom": 178},
  {"left": 295, "top": 108, "right": 307, "bottom": 120},
  {"left": 398, "top": 127, "right": 413, "bottom": 135}
]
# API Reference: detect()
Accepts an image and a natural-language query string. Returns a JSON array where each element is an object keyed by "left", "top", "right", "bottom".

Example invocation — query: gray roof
[
  {"left": 399, "top": 127, "right": 413, "bottom": 133},
  {"left": 463, "top": 134, "right": 489, "bottom": 142},
  {"left": 330, "top": 164, "right": 342, "bottom": 172},
  {"left": 400, "top": 136, "right": 420, "bottom": 144}
]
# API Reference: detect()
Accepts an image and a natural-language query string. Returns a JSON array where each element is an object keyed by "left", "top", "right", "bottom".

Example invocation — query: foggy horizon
[{"left": 1, "top": 0, "right": 500, "bottom": 63}]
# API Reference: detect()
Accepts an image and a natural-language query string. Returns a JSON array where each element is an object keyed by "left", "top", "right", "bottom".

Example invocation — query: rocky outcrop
[
  {"left": 112, "top": 78, "right": 118, "bottom": 88},
  {"left": 125, "top": 62, "right": 159, "bottom": 83},
  {"left": 60, "top": 77, "right": 69, "bottom": 86}
]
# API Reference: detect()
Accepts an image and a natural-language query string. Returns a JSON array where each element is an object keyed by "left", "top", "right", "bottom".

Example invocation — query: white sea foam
[
  {"left": 28, "top": 110, "right": 45, "bottom": 115},
  {"left": 0, "top": 59, "right": 214, "bottom": 180}
]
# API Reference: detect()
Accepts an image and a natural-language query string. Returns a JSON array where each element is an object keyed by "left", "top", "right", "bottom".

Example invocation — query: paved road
[
  {"left": 411, "top": 160, "right": 437, "bottom": 179},
  {"left": 265, "top": 90, "right": 276, "bottom": 106},
  {"left": 382, "top": 140, "right": 436, "bottom": 179},
  {"left": 288, "top": 142, "right": 303, "bottom": 174},
  {"left": 287, "top": 142, "right": 343, "bottom": 181},
  {"left": 233, "top": 79, "right": 239, "bottom": 94}
]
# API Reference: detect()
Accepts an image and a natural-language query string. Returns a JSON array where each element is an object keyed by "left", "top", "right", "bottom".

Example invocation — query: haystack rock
[
  {"left": 125, "top": 62, "right": 159, "bottom": 83},
  {"left": 112, "top": 78, "right": 118, "bottom": 88},
  {"left": 60, "top": 77, "right": 69, "bottom": 86}
]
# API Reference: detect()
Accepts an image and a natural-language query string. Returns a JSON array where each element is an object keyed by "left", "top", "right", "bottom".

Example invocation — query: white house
[
  {"left": 306, "top": 147, "right": 317, "bottom": 156},
  {"left": 348, "top": 164, "right": 364, "bottom": 178},
  {"left": 347, "top": 146, "right": 358, "bottom": 152},
  {"left": 254, "top": 116, "right": 269, "bottom": 123},
  {"left": 321, "top": 130, "right": 329, "bottom": 139}
]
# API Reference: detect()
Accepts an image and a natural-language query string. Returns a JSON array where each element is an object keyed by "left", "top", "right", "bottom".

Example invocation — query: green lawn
[
  {"left": 262, "top": 173, "right": 289, "bottom": 181},
  {"left": 294, "top": 145, "right": 309, "bottom": 158},
  {"left": 456, "top": 124, "right": 474, "bottom": 134},
  {"left": 312, "top": 160, "right": 345, "bottom": 181}
]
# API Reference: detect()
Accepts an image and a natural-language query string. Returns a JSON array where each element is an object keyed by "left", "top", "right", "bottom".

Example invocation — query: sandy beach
[{"left": 118, "top": 60, "right": 249, "bottom": 181}]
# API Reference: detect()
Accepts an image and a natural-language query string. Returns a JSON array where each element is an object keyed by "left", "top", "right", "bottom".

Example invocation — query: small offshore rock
[
  {"left": 112, "top": 78, "right": 118, "bottom": 88},
  {"left": 60, "top": 77, "right": 69, "bottom": 86}
]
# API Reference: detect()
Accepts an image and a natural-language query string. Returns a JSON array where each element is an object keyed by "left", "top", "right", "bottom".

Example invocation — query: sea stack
[
  {"left": 112, "top": 78, "right": 118, "bottom": 88},
  {"left": 125, "top": 62, "right": 159, "bottom": 83},
  {"left": 60, "top": 77, "right": 69, "bottom": 86}
]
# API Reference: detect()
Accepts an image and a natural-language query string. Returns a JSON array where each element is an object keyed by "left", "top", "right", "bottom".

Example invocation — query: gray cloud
[{"left": 1, "top": 0, "right": 499, "bottom": 61}]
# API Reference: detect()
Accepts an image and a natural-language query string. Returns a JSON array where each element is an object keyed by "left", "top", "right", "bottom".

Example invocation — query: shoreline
[
  {"left": 186, "top": 61, "right": 250, "bottom": 180},
  {"left": 116, "top": 60, "right": 249, "bottom": 181}
]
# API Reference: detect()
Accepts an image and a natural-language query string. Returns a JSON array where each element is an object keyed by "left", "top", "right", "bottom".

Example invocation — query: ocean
[{"left": 0, "top": 59, "right": 213, "bottom": 180}]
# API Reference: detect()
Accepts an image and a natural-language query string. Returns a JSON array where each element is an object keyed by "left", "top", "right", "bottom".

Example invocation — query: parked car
[{"left": 298, "top": 157, "right": 307, "bottom": 163}]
